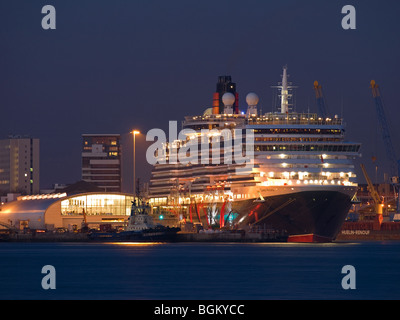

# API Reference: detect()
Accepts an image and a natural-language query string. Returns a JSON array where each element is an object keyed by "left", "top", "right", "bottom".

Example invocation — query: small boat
[{"left": 89, "top": 199, "right": 180, "bottom": 242}]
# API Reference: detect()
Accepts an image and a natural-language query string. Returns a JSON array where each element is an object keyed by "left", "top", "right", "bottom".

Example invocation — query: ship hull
[{"left": 231, "top": 189, "right": 354, "bottom": 242}]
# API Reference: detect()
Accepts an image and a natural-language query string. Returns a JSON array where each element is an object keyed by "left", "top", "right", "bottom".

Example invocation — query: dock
[
  {"left": 336, "top": 221, "right": 400, "bottom": 241},
  {"left": 1, "top": 229, "right": 287, "bottom": 243},
  {"left": 176, "top": 230, "right": 287, "bottom": 242}
]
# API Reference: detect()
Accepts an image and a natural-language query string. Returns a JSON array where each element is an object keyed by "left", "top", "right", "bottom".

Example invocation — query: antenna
[
  {"left": 281, "top": 65, "right": 289, "bottom": 113},
  {"left": 271, "top": 65, "right": 298, "bottom": 113}
]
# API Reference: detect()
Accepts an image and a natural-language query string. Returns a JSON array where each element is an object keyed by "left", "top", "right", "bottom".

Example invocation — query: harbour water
[{"left": 0, "top": 241, "right": 399, "bottom": 300}]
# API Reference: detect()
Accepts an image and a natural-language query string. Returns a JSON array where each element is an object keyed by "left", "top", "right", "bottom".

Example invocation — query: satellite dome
[
  {"left": 246, "top": 92, "right": 259, "bottom": 106},
  {"left": 222, "top": 92, "right": 235, "bottom": 106}
]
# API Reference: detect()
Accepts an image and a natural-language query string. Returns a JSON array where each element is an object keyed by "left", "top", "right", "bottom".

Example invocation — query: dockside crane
[
  {"left": 360, "top": 163, "right": 382, "bottom": 215},
  {"left": 370, "top": 80, "right": 400, "bottom": 215},
  {"left": 313, "top": 81, "right": 328, "bottom": 118}
]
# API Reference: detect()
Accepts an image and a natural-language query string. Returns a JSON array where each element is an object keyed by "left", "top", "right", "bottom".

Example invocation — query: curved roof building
[{"left": 0, "top": 192, "right": 134, "bottom": 231}]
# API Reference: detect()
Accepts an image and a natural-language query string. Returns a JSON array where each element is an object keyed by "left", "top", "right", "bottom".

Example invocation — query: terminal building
[{"left": 0, "top": 192, "right": 134, "bottom": 232}]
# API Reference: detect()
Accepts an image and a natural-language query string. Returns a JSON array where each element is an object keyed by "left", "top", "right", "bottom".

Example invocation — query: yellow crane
[
  {"left": 360, "top": 163, "right": 383, "bottom": 215},
  {"left": 313, "top": 81, "right": 328, "bottom": 118}
]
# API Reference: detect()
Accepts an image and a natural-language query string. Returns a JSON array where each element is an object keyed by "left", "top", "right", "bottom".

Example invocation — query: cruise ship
[{"left": 148, "top": 67, "right": 361, "bottom": 242}]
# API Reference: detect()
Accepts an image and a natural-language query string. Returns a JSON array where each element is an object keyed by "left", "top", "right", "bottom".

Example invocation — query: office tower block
[
  {"left": 0, "top": 136, "right": 40, "bottom": 195},
  {"left": 81, "top": 134, "right": 122, "bottom": 192}
]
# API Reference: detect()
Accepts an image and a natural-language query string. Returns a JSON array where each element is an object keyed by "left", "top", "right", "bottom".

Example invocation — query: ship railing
[
  {"left": 247, "top": 118, "right": 343, "bottom": 126},
  {"left": 184, "top": 112, "right": 343, "bottom": 125}
]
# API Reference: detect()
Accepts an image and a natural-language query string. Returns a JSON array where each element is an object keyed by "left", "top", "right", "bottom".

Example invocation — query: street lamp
[{"left": 131, "top": 130, "right": 140, "bottom": 198}]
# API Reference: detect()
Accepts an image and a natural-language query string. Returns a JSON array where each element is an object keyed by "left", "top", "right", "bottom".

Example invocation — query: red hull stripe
[{"left": 287, "top": 234, "right": 332, "bottom": 243}]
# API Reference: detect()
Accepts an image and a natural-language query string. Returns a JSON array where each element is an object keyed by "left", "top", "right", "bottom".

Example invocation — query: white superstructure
[{"left": 148, "top": 68, "right": 361, "bottom": 230}]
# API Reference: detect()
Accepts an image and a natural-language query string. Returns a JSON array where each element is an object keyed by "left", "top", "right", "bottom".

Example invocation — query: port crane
[
  {"left": 360, "top": 163, "right": 382, "bottom": 215},
  {"left": 370, "top": 80, "right": 400, "bottom": 215},
  {"left": 313, "top": 81, "right": 328, "bottom": 118}
]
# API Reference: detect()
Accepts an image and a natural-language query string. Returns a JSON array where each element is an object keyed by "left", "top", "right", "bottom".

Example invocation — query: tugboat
[{"left": 89, "top": 199, "right": 181, "bottom": 242}]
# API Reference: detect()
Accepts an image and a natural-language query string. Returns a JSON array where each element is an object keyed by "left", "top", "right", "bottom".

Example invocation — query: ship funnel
[
  {"left": 212, "top": 92, "right": 220, "bottom": 114},
  {"left": 246, "top": 92, "right": 259, "bottom": 117},
  {"left": 222, "top": 92, "right": 235, "bottom": 114}
]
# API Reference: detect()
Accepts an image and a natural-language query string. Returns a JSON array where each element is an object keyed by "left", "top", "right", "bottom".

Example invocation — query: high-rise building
[
  {"left": 81, "top": 134, "right": 122, "bottom": 192},
  {"left": 0, "top": 136, "right": 40, "bottom": 195}
]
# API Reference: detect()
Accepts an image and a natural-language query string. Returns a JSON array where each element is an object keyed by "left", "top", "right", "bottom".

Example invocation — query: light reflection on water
[
  {"left": 0, "top": 241, "right": 399, "bottom": 300},
  {"left": 106, "top": 242, "right": 164, "bottom": 246}
]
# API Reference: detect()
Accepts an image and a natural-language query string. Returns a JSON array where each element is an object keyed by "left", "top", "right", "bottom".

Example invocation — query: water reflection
[{"left": 106, "top": 242, "right": 165, "bottom": 246}]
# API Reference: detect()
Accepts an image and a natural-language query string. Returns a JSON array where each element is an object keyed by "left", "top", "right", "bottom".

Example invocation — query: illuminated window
[{"left": 61, "top": 194, "right": 134, "bottom": 216}]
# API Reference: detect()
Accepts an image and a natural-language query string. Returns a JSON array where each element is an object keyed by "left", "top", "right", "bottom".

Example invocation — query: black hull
[
  {"left": 88, "top": 227, "right": 181, "bottom": 242},
  {"left": 231, "top": 190, "right": 353, "bottom": 242}
]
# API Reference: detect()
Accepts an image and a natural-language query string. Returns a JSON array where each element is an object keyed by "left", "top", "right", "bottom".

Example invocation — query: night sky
[{"left": 1, "top": 0, "right": 400, "bottom": 192}]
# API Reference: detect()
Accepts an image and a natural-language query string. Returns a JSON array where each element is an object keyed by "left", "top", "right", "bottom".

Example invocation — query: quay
[
  {"left": 1, "top": 230, "right": 286, "bottom": 243},
  {"left": 2, "top": 223, "right": 400, "bottom": 242}
]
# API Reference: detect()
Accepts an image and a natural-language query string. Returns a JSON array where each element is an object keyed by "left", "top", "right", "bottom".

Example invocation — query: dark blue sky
[{"left": 1, "top": 0, "right": 400, "bottom": 191}]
